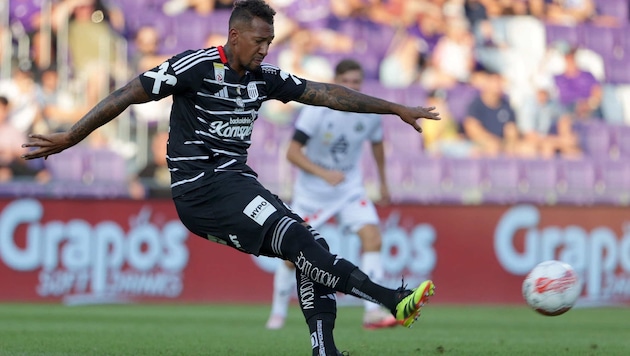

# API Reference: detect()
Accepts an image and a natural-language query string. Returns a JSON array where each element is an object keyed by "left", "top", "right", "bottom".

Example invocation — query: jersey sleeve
[
  {"left": 138, "top": 50, "right": 209, "bottom": 101},
  {"left": 369, "top": 115, "right": 384, "bottom": 143},
  {"left": 260, "top": 64, "right": 307, "bottom": 103},
  {"left": 294, "top": 106, "right": 326, "bottom": 138}
]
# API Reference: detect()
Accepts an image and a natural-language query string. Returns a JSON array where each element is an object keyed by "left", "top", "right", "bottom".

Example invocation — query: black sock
[{"left": 306, "top": 314, "right": 337, "bottom": 356}]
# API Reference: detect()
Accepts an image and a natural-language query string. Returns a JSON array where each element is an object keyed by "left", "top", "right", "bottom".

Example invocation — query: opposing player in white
[{"left": 266, "top": 59, "right": 398, "bottom": 330}]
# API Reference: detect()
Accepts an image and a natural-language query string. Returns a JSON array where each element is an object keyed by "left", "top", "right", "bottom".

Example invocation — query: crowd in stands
[{"left": 1, "top": 0, "right": 629, "bottom": 204}]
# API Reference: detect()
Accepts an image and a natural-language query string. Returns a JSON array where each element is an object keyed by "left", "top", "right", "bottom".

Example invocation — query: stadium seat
[
  {"left": 408, "top": 155, "right": 445, "bottom": 204},
  {"left": 519, "top": 159, "right": 559, "bottom": 205},
  {"left": 596, "top": 0, "right": 629, "bottom": 25},
  {"left": 610, "top": 124, "right": 630, "bottom": 159},
  {"left": 445, "top": 84, "right": 478, "bottom": 123},
  {"left": 556, "top": 158, "right": 596, "bottom": 205},
  {"left": 482, "top": 158, "right": 522, "bottom": 204},
  {"left": 579, "top": 24, "right": 616, "bottom": 57},
  {"left": 544, "top": 24, "right": 580, "bottom": 47},
  {"left": 440, "top": 158, "right": 484, "bottom": 204},
  {"left": 574, "top": 120, "right": 612, "bottom": 159},
  {"left": 594, "top": 159, "right": 630, "bottom": 205}
]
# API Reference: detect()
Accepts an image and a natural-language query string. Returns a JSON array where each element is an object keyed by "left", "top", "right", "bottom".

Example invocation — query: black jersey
[{"left": 138, "top": 46, "right": 307, "bottom": 197}]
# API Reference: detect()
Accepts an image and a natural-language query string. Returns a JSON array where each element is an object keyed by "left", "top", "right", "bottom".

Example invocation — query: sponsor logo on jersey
[
  {"left": 247, "top": 82, "right": 259, "bottom": 100},
  {"left": 143, "top": 62, "right": 177, "bottom": 94},
  {"left": 208, "top": 121, "right": 253, "bottom": 139},
  {"left": 243, "top": 195, "right": 277, "bottom": 226},
  {"left": 213, "top": 63, "right": 225, "bottom": 84}
]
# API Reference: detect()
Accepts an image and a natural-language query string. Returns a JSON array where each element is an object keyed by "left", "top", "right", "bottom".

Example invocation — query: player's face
[
  {"left": 233, "top": 17, "right": 274, "bottom": 72},
  {"left": 334, "top": 69, "right": 363, "bottom": 91}
]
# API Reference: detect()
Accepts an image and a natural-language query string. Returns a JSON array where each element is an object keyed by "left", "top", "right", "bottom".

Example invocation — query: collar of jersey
[{"left": 217, "top": 46, "right": 228, "bottom": 64}]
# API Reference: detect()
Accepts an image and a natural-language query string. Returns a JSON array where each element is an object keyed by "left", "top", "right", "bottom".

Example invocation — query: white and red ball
[{"left": 522, "top": 260, "right": 581, "bottom": 316}]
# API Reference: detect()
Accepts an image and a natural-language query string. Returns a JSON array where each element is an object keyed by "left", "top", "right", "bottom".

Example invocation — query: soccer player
[
  {"left": 266, "top": 59, "right": 397, "bottom": 330},
  {"left": 22, "top": 1, "right": 438, "bottom": 355}
]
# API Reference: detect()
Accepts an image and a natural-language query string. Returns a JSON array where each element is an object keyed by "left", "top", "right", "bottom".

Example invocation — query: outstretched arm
[
  {"left": 22, "top": 78, "right": 151, "bottom": 160},
  {"left": 295, "top": 81, "right": 440, "bottom": 132}
]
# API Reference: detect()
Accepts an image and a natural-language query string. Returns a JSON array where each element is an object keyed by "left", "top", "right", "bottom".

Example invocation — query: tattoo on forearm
[
  {"left": 299, "top": 82, "right": 394, "bottom": 114},
  {"left": 69, "top": 79, "right": 149, "bottom": 143}
]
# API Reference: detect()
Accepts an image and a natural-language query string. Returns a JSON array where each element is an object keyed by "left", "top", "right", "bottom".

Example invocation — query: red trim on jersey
[{"left": 217, "top": 46, "right": 228, "bottom": 64}]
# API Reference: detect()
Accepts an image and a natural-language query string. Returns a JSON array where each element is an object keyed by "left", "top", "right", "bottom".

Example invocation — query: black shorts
[{"left": 173, "top": 172, "right": 302, "bottom": 255}]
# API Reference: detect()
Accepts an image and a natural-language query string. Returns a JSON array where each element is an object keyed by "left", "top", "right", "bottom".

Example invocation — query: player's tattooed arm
[
  {"left": 22, "top": 78, "right": 151, "bottom": 160},
  {"left": 68, "top": 78, "right": 150, "bottom": 143},
  {"left": 297, "top": 81, "right": 396, "bottom": 114},
  {"left": 296, "top": 81, "right": 440, "bottom": 132}
]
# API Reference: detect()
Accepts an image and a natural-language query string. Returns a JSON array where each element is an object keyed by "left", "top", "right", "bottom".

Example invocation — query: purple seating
[
  {"left": 519, "top": 159, "right": 559, "bottom": 204},
  {"left": 574, "top": 121, "right": 612, "bottom": 159},
  {"left": 482, "top": 158, "right": 521, "bottom": 204},
  {"left": 610, "top": 124, "right": 630, "bottom": 159},
  {"left": 605, "top": 56, "right": 630, "bottom": 84},
  {"left": 407, "top": 156, "right": 445, "bottom": 204},
  {"left": 445, "top": 84, "right": 478, "bottom": 123},
  {"left": 579, "top": 24, "right": 616, "bottom": 57},
  {"left": 556, "top": 159, "right": 596, "bottom": 205},
  {"left": 44, "top": 147, "right": 86, "bottom": 182},
  {"left": 382, "top": 119, "right": 423, "bottom": 154},
  {"left": 545, "top": 24, "right": 580, "bottom": 47},
  {"left": 596, "top": 0, "right": 629, "bottom": 25},
  {"left": 594, "top": 160, "right": 630, "bottom": 205},
  {"left": 440, "top": 158, "right": 484, "bottom": 204}
]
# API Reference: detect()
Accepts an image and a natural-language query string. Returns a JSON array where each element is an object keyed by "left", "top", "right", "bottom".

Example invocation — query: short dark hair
[
  {"left": 334, "top": 59, "right": 363, "bottom": 77},
  {"left": 0, "top": 96, "right": 8, "bottom": 107},
  {"left": 230, "top": 0, "right": 275, "bottom": 27}
]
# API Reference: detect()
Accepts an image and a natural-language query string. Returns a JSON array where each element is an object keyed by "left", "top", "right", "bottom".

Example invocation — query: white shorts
[{"left": 290, "top": 193, "right": 379, "bottom": 233}]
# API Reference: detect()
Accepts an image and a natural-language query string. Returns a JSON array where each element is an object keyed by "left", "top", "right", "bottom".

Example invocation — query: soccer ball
[{"left": 522, "top": 260, "right": 581, "bottom": 316}]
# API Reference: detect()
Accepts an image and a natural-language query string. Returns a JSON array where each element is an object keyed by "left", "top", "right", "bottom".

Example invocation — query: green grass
[{"left": 0, "top": 303, "right": 628, "bottom": 355}]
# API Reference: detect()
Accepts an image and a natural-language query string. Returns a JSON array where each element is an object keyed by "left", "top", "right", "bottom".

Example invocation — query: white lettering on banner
[
  {"left": 494, "top": 204, "right": 630, "bottom": 301},
  {"left": 0, "top": 199, "right": 190, "bottom": 299}
]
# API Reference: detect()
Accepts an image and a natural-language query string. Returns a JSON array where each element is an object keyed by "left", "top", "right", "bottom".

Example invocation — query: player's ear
[{"left": 228, "top": 28, "right": 239, "bottom": 45}]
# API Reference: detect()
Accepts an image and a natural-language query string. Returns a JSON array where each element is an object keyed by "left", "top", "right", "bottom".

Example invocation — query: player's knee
[{"left": 275, "top": 219, "right": 317, "bottom": 261}]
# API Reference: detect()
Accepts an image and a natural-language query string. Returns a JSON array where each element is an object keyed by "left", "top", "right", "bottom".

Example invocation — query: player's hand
[
  {"left": 398, "top": 106, "right": 440, "bottom": 133},
  {"left": 322, "top": 170, "right": 344, "bottom": 186},
  {"left": 21, "top": 132, "right": 75, "bottom": 160}
]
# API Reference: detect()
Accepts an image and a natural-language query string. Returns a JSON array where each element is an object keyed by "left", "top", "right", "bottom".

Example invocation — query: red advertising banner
[{"left": 0, "top": 199, "right": 628, "bottom": 306}]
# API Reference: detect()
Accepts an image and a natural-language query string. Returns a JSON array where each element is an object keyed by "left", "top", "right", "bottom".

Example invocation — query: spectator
[
  {"left": 423, "top": 89, "right": 478, "bottom": 158},
  {"left": 131, "top": 25, "right": 172, "bottom": 75},
  {"left": 0, "top": 67, "right": 42, "bottom": 134},
  {"left": 129, "top": 131, "right": 171, "bottom": 200},
  {"left": 519, "top": 78, "right": 582, "bottom": 159},
  {"left": 38, "top": 66, "right": 91, "bottom": 133},
  {"left": 463, "top": 69, "right": 533, "bottom": 157},
  {"left": 0, "top": 96, "right": 48, "bottom": 182},
  {"left": 553, "top": 47, "right": 603, "bottom": 120},
  {"left": 162, "top": 0, "right": 235, "bottom": 16},
  {"left": 420, "top": 17, "right": 475, "bottom": 90},
  {"left": 543, "top": 0, "right": 596, "bottom": 25}
]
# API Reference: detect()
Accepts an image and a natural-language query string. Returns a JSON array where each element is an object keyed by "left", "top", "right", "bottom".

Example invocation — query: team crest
[
  {"left": 236, "top": 96, "right": 244, "bottom": 108},
  {"left": 355, "top": 122, "right": 364, "bottom": 132},
  {"left": 247, "top": 82, "right": 259, "bottom": 100},
  {"left": 213, "top": 62, "right": 225, "bottom": 84}
]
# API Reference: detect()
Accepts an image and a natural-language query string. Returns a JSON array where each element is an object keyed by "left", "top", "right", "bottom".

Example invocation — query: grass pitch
[{"left": 0, "top": 303, "right": 628, "bottom": 355}]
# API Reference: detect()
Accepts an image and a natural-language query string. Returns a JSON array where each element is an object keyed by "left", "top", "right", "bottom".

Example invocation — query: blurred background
[{"left": 0, "top": 0, "right": 629, "bottom": 307}]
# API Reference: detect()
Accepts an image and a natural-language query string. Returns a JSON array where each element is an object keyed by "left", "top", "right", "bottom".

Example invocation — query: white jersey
[{"left": 292, "top": 105, "right": 383, "bottom": 204}]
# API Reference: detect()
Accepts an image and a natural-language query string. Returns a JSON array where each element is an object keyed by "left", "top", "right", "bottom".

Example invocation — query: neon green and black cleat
[{"left": 394, "top": 280, "right": 435, "bottom": 328}]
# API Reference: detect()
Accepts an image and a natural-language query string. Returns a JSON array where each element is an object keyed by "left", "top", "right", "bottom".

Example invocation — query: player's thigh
[
  {"left": 337, "top": 196, "right": 380, "bottom": 234},
  {"left": 173, "top": 174, "right": 293, "bottom": 254}
]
